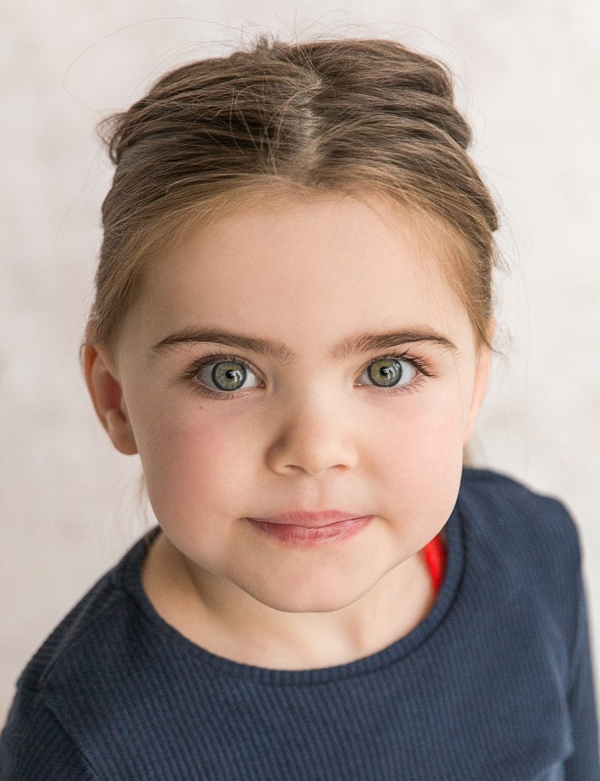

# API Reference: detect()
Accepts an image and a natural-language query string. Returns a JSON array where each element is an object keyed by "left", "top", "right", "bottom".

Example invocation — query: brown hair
[{"left": 82, "top": 33, "right": 508, "bottom": 468}]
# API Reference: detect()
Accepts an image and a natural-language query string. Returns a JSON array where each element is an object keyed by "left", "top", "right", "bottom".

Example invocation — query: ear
[
  {"left": 463, "top": 318, "right": 495, "bottom": 446},
  {"left": 82, "top": 345, "right": 138, "bottom": 456}
]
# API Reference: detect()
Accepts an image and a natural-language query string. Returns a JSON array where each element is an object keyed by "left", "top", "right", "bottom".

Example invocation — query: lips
[
  {"left": 247, "top": 516, "right": 373, "bottom": 546},
  {"left": 247, "top": 510, "right": 368, "bottom": 528}
]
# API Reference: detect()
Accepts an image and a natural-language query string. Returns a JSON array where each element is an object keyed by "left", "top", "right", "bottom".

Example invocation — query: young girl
[{"left": 1, "top": 33, "right": 597, "bottom": 780}]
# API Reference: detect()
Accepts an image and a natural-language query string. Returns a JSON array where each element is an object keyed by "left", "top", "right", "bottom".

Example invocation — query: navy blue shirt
[{"left": 1, "top": 467, "right": 598, "bottom": 779}]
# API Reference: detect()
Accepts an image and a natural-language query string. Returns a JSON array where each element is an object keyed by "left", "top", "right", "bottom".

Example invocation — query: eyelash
[{"left": 179, "top": 350, "right": 437, "bottom": 401}]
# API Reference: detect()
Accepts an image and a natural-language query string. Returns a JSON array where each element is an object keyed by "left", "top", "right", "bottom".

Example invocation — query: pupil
[
  {"left": 213, "top": 362, "right": 245, "bottom": 390},
  {"left": 369, "top": 359, "right": 402, "bottom": 387}
]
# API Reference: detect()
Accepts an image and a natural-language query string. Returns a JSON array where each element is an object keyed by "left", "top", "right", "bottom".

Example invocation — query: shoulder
[
  {"left": 1, "top": 575, "right": 123, "bottom": 780},
  {"left": 14, "top": 566, "right": 128, "bottom": 696},
  {"left": 0, "top": 686, "right": 97, "bottom": 779},
  {"left": 7, "top": 530, "right": 153, "bottom": 724},
  {"left": 3, "top": 534, "right": 152, "bottom": 771},
  {"left": 458, "top": 466, "right": 584, "bottom": 632},
  {"left": 460, "top": 466, "right": 582, "bottom": 565}
]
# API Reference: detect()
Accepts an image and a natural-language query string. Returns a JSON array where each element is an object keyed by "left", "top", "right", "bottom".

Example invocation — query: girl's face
[{"left": 87, "top": 191, "right": 492, "bottom": 620}]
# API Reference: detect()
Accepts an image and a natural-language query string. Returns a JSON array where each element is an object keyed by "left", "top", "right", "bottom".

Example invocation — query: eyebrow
[{"left": 149, "top": 325, "right": 459, "bottom": 364}]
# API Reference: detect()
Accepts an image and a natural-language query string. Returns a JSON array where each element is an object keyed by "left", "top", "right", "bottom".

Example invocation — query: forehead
[{"left": 131, "top": 190, "right": 471, "bottom": 351}]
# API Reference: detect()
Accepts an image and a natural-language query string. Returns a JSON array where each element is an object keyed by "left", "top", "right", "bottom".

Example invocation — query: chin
[{"left": 240, "top": 575, "right": 374, "bottom": 615}]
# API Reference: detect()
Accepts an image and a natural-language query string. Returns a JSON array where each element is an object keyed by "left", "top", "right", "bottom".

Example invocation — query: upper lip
[{"left": 248, "top": 510, "right": 369, "bottom": 528}]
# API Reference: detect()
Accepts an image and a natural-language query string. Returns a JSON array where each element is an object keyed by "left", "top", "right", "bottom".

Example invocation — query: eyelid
[
  {"left": 180, "top": 348, "right": 437, "bottom": 399},
  {"left": 183, "top": 348, "right": 432, "bottom": 377}
]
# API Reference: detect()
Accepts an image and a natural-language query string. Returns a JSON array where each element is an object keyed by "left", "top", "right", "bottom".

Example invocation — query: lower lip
[{"left": 246, "top": 516, "right": 373, "bottom": 547}]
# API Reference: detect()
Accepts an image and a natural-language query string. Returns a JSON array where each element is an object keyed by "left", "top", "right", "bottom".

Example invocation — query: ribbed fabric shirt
[{"left": 1, "top": 467, "right": 599, "bottom": 780}]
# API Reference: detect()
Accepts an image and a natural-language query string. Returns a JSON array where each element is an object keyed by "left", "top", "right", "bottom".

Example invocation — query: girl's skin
[{"left": 84, "top": 190, "right": 494, "bottom": 670}]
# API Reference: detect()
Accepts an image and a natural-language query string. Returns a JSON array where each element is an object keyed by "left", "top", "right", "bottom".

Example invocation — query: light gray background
[{"left": 2, "top": 1, "right": 599, "bottom": 725}]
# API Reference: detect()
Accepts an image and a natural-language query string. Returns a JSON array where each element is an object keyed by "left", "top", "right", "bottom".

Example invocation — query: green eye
[
  {"left": 365, "top": 357, "right": 414, "bottom": 389},
  {"left": 211, "top": 360, "right": 251, "bottom": 392},
  {"left": 182, "top": 351, "right": 434, "bottom": 400},
  {"left": 198, "top": 358, "right": 260, "bottom": 393}
]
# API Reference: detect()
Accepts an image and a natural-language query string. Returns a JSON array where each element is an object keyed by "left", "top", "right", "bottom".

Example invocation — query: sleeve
[
  {"left": 0, "top": 686, "right": 97, "bottom": 781},
  {"left": 564, "top": 562, "right": 600, "bottom": 779}
]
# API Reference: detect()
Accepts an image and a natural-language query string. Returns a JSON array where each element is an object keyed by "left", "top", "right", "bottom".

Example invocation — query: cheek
[
  {"left": 377, "top": 380, "right": 464, "bottom": 494},
  {"left": 373, "top": 382, "right": 466, "bottom": 532},
  {"left": 136, "top": 409, "right": 249, "bottom": 537},
  {"left": 383, "top": 377, "right": 466, "bottom": 458}
]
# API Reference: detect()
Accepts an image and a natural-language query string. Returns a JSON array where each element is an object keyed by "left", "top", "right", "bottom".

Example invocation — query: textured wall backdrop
[{"left": 2, "top": 0, "right": 599, "bottom": 724}]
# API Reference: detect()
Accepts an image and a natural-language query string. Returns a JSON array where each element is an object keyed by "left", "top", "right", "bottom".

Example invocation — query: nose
[{"left": 265, "top": 394, "right": 360, "bottom": 476}]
